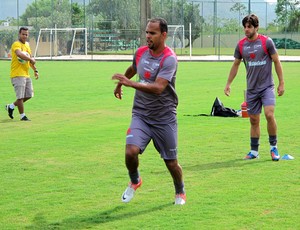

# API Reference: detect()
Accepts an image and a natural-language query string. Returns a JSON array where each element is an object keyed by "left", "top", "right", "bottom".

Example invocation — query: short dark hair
[
  {"left": 148, "top": 17, "right": 168, "bottom": 33},
  {"left": 19, "top": 27, "right": 29, "bottom": 33},
  {"left": 242, "top": 14, "right": 259, "bottom": 28}
]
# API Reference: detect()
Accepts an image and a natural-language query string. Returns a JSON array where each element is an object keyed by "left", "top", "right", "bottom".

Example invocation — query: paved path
[{"left": 36, "top": 54, "right": 300, "bottom": 62}]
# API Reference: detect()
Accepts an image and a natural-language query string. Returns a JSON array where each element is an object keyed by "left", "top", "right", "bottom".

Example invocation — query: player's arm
[
  {"left": 224, "top": 58, "right": 241, "bottom": 96},
  {"left": 113, "top": 56, "right": 174, "bottom": 95},
  {"left": 113, "top": 65, "right": 136, "bottom": 99},
  {"left": 113, "top": 74, "right": 169, "bottom": 95},
  {"left": 125, "top": 65, "right": 137, "bottom": 79},
  {"left": 30, "top": 63, "right": 39, "bottom": 80},
  {"left": 15, "top": 49, "right": 36, "bottom": 65},
  {"left": 271, "top": 53, "right": 285, "bottom": 96}
]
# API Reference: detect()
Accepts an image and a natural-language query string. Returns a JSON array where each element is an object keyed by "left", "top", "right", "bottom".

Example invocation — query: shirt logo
[
  {"left": 144, "top": 71, "right": 151, "bottom": 79},
  {"left": 143, "top": 59, "right": 149, "bottom": 65},
  {"left": 254, "top": 44, "right": 262, "bottom": 49},
  {"left": 250, "top": 53, "right": 256, "bottom": 59},
  {"left": 248, "top": 60, "right": 266, "bottom": 67}
]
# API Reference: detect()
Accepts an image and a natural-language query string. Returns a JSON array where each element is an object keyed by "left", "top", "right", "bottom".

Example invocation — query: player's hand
[
  {"left": 34, "top": 72, "right": 39, "bottom": 80},
  {"left": 30, "top": 57, "right": 36, "bottom": 65},
  {"left": 112, "top": 74, "right": 124, "bottom": 100},
  {"left": 112, "top": 73, "right": 132, "bottom": 87},
  {"left": 114, "top": 86, "right": 123, "bottom": 100},
  {"left": 277, "top": 84, "right": 285, "bottom": 96},
  {"left": 224, "top": 85, "right": 231, "bottom": 96}
]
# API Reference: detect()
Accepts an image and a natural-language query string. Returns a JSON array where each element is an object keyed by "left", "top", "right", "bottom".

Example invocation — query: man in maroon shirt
[
  {"left": 112, "top": 18, "right": 185, "bottom": 204},
  {"left": 224, "top": 14, "right": 285, "bottom": 161}
]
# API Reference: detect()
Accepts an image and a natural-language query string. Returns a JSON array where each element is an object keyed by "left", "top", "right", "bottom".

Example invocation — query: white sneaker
[
  {"left": 174, "top": 193, "right": 186, "bottom": 205},
  {"left": 121, "top": 177, "right": 142, "bottom": 203}
]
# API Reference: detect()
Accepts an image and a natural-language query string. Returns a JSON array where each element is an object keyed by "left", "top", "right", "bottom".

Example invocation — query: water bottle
[{"left": 241, "top": 101, "right": 249, "bottom": 118}]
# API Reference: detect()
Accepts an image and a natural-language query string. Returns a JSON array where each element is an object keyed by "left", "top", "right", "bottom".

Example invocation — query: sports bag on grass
[{"left": 210, "top": 97, "right": 239, "bottom": 117}]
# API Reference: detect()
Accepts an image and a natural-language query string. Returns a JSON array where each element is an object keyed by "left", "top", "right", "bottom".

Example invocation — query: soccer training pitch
[{"left": 0, "top": 60, "right": 299, "bottom": 229}]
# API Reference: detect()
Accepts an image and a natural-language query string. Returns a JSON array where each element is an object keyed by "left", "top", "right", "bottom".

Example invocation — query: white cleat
[
  {"left": 121, "top": 178, "right": 142, "bottom": 203},
  {"left": 174, "top": 193, "right": 186, "bottom": 205}
]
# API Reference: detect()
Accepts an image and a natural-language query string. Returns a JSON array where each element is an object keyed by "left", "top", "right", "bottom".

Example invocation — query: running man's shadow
[
  {"left": 0, "top": 118, "right": 15, "bottom": 123},
  {"left": 26, "top": 203, "right": 172, "bottom": 229}
]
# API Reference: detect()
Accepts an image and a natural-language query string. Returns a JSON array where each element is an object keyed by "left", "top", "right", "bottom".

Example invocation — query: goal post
[
  {"left": 34, "top": 27, "right": 87, "bottom": 58},
  {"left": 166, "top": 25, "right": 185, "bottom": 50}
]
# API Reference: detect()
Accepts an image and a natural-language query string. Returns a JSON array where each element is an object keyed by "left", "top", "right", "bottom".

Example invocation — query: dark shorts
[
  {"left": 126, "top": 115, "right": 178, "bottom": 160},
  {"left": 247, "top": 86, "right": 275, "bottom": 115}
]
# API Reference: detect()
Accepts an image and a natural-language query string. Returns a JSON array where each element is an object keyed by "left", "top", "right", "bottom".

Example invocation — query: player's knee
[
  {"left": 265, "top": 113, "right": 275, "bottom": 122},
  {"left": 125, "top": 144, "right": 140, "bottom": 157},
  {"left": 164, "top": 159, "right": 178, "bottom": 169},
  {"left": 249, "top": 116, "right": 259, "bottom": 126}
]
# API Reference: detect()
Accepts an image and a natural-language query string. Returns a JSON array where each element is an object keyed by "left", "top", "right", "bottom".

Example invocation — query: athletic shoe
[
  {"left": 5, "top": 104, "right": 14, "bottom": 119},
  {"left": 121, "top": 177, "right": 142, "bottom": 203},
  {"left": 270, "top": 147, "right": 280, "bottom": 161},
  {"left": 20, "top": 116, "right": 30, "bottom": 121},
  {"left": 244, "top": 152, "right": 259, "bottom": 160},
  {"left": 174, "top": 193, "right": 186, "bottom": 205}
]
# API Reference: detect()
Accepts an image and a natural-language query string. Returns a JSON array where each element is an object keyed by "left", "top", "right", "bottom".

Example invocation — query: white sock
[
  {"left": 250, "top": 150, "right": 259, "bottom": 156},
  {"left": 9, "top": 103, "right": 15, "bottom": 109},
  {"left": 20, "top": 113, "right": 26, "bottom": 119}
]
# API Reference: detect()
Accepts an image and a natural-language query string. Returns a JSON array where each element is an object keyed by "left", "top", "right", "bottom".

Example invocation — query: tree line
[{"left": 0, "top": 0, "right": 299, "bottom": 50}]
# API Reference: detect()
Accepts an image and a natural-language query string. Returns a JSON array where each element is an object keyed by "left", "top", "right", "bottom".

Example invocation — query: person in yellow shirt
[{"left": 6, "top": 27, "right": 39, "bottom": 121}]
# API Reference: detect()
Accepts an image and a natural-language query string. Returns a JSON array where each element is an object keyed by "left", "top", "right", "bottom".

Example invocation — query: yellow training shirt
[{"left": 10, "top": 41, "right": 32, "bottom": 78}]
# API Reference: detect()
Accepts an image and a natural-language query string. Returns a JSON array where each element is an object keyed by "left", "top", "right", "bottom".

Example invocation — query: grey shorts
[
  {"left": 11, "top": 77, "right": 34, "bottom": 99},
  {"left": 126, "top": 115, "right": 178, "bottom": 160},
  {"left": 247, "top": 86, "right": 275, "bottom": 115}
]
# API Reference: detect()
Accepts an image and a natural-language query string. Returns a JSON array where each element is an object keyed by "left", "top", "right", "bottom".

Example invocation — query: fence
[{"left": 0, "top": 0, "right": 299, "bottom": 59}]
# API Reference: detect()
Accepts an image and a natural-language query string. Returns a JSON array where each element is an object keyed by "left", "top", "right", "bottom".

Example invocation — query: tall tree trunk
[{"left": 140, "top": 0, "right": 151, "bottom": 47}]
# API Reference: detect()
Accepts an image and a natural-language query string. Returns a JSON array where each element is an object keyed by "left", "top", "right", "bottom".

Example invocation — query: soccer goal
[
  {"left": 34, "top": 28, "right": 87, "bottom": 58},
  {"left": 167, "top": 25, "right": 185, "bottom": 50}
]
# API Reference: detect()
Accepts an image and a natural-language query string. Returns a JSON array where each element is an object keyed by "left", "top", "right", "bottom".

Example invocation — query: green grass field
[{"left": 0, "top": 60, "right": 299, "bottom": 229}]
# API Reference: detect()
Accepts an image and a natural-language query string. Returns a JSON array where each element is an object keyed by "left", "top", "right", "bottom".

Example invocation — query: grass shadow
[
  {"left": 185, "top": 158, "right": 269, "bottom": 172},
  {"left": 0, "top": 118, "right": 15, "bottom": 123},
  {"left": 26, "top": 202, "right": 172, "bottom": 229}
]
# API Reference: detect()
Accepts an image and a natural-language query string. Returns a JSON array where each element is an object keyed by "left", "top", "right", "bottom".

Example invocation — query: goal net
[
  {"left": 166, "top": 25, "right": 185, "bottom": 50},
  {"left": 34, "top": 28, "right": 87, "bottom": 58}
]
